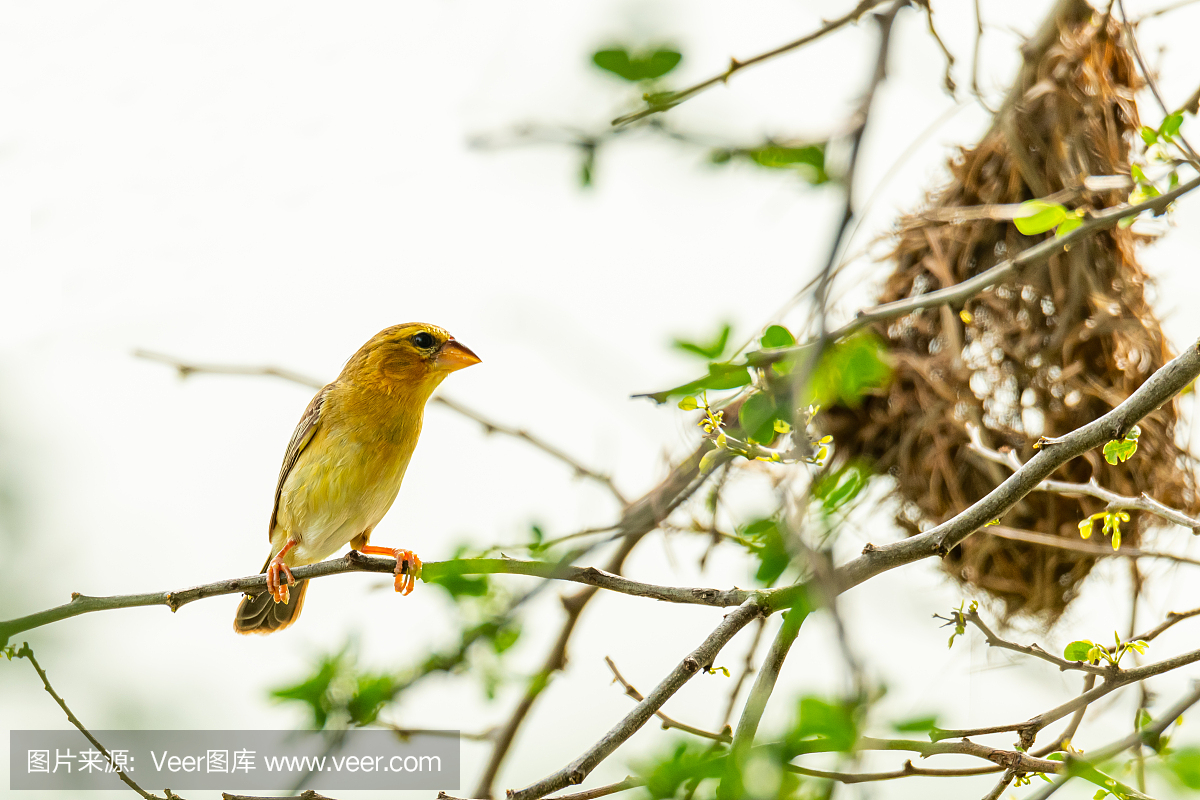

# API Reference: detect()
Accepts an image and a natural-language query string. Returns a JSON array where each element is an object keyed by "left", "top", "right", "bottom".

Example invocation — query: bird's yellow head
[{"left": 340, "top": 323, "right": 481, "bottom": 395}]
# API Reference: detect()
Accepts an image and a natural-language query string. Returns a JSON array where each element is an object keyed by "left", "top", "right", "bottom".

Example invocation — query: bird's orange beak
[{"left": 434, "top": 339, "right": 481, "bottom": 372}]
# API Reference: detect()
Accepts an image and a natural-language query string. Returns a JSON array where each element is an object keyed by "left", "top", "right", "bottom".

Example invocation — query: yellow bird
[{"left": 234, "top": 323, "right": 480, "bottom": 634}]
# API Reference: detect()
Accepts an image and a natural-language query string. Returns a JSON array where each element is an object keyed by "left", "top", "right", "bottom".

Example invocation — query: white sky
[{"left": 4, "top": 1, "right": 1200, "bottom": 799}]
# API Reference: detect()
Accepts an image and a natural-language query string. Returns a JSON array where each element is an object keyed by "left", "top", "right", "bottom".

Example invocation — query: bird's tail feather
[{"left": 234, "top": 574, "right": 308, "bottom": 635}]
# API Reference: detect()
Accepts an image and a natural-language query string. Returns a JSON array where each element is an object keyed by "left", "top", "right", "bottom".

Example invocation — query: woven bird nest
[{"left": 823, "top": 6, "right": 1195, "bottom": 619}]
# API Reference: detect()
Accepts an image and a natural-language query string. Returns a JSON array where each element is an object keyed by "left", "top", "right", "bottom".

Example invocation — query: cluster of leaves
[
  {"left": 1078, "top": 509, "right": 1130, "bottom": 550},
  {"left": 1063, "top": 632, "right": 1148, "bottom": 668},
  {"left": 654, "top": 323, "right": 891, "bottom": 414},
  {"left": 944, "top": 599, "right": 978, "bottom": 649}
]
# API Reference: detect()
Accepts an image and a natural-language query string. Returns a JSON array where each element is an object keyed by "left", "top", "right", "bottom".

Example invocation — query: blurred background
[{"left": 4, "top": 1, "right": 1200, "bottom": 798}]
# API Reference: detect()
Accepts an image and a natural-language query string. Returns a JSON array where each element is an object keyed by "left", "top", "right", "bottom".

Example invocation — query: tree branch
[
  {"left": 824, "top": 335, "right": 1200, "bottom": 600},
  {"left": 982, "top": 524, "right": 1200, "bottom": 568},
  {"left": 471, "top": 443, "right": 716, "bottom": 798},
  {"left": 0, "top": 551, "right": 755, "bottom": 646},
  {"left": 737, "top": 174, "right": 1200, "bottom": 372},
  {"left": 967, "top": 424, "right": 1200, "bottom": 531}
]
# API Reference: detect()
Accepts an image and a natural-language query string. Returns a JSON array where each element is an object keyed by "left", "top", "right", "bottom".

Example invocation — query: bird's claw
[
  {"left": 392, "top": 549, "right": 422, "bottom": 596},
  {"left": 266, "top": 557, "right": 296, "bottom": 604}
]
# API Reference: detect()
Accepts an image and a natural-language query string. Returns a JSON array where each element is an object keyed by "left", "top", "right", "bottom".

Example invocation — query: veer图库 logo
[{"left": 9, "top": 729, "right": 459, "bottom": 791}]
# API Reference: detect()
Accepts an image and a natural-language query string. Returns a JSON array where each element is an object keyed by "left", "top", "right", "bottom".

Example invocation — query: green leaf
[
  {"left": 579, "top": 148, "right": 595, "bottom": 188},
  {"left": 1103, "top": 437, "right": 1138, "bottom": 465},
  {"left": 1141, "top": 126, "right": 1159, "bottom": 146},
  {"left": 760, "top": 324, "right": 796, "bottom": 350},
  {"left": 748, "top": 144, "right": 828, "bottom": 184},
  {"left": 492, "top": 623, "right": 522, "bottom": 655},
  {"left": 1166, "top": 746, "right": 1200, "bottom": 789},
  {"left": 784, "top": 696, "right": 859, "bottom": 754},
  {"left": 633, "top": 741, "right": 721, "bottom": 800},
  {"left": 673, "top": 323, "right": 732, "bottom": 360},
  {"left": 1161, "top": 112, "right": 1184, "bottom": 139},
  {"left": 1064, "top": 641, "right": 1094, "bottom": 661},
  {"left": 677, "top": 396, "right": 698, "bottom": 411},
  {"left": 740, "top": 518, "right": 790, "bottom": 586},
  {"left": 810, "top": 331, "right": 893, "bottom": 409},
  {"left": 592, "top": 48, "right": 682, "bottom": 82},
  {"left": 1013, "top": 200, "right": 1069, "bottom": 235},
  {"left": 428, "top": 570, "right": 490, "bottom": 600},
  {"left": 347, "top": 673, "right": 394, "bottom": 726},
  {"left": 738, "top": 392, "right": 786, "bottom": 444},
  {"left": 270, "top": 650, "right": 346, "bottom": 729},
  {"left": 892, "top": 715, "right": 939, "bottom": 733},
  {"left": 1056, "top": 214, "right": 1084, "bottom": 238},
  {"left": 814, "top": 463, "right": 869, "bottom": 513}
]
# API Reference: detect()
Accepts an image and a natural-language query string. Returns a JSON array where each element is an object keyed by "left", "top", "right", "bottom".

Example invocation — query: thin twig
[
  {"left": 1116, "top": 0, "right": 1200, "bottom": 167},
  {"left": 546, "top": 777, "right": 645, "bottom": 800},
  {"left": 133, "top": 349, "right": 627, "bottom": 505},
  {"left": 958, "top": 609, "right": 1111, "bottom": 676},
  {"left": 611, "top": 0, "right": 891, "bottom": 126},
  {"left": 982, "top": 524, "right": 1200, "bottom": 568},
  {"left": 15, "top": 644, "right": 165, "bottom": 800},
  {"left": 605, "top": 656, "right": 731, "bottom": 743},
  {"left": 785, "top": 759, "right": 1001, "bottom": 783}
]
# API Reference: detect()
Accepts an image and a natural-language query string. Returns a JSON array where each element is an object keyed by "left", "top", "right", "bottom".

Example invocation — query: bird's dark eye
[{"left": 411, "top": 332, "right": 436, "bottom": 349}]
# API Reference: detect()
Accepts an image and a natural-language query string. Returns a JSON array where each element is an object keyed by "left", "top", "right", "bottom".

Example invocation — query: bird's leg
[
  {"left": 358, "top": 545, "right": 423, "bottom": 595},
  {"left": 267, "top": 538, "right": 299, "bottom": 604}
]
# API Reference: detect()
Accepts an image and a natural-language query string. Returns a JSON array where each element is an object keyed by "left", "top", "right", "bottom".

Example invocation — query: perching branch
[
  {"left": 0, "top": 551, "right": 755, "bottom": 646},
  {"left": 133, "top": 350, "right": 628, "bottom": 505}
]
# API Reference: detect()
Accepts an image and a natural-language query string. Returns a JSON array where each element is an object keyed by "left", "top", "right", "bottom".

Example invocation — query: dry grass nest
[{"left": 822, "top": 9, "right": 1197, "bottom": 621}]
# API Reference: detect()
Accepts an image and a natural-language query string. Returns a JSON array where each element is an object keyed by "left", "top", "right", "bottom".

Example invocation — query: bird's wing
[{"left": 269, "top": 383, "right": 332, "bottom": 536}]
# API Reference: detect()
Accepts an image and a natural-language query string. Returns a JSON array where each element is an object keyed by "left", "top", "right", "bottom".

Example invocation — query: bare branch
[
  {"left": 983, "top": 524, "right": 1200, "bottom": 568},
  {"left": 15, "top": 644, "right": 166, "bottom": 800},
  {"left": 785, "top": 759, "right": 1001, "bottom": 783},
  {"left": 958, "top": 609, "right": 1111, "bottom": 676}
]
